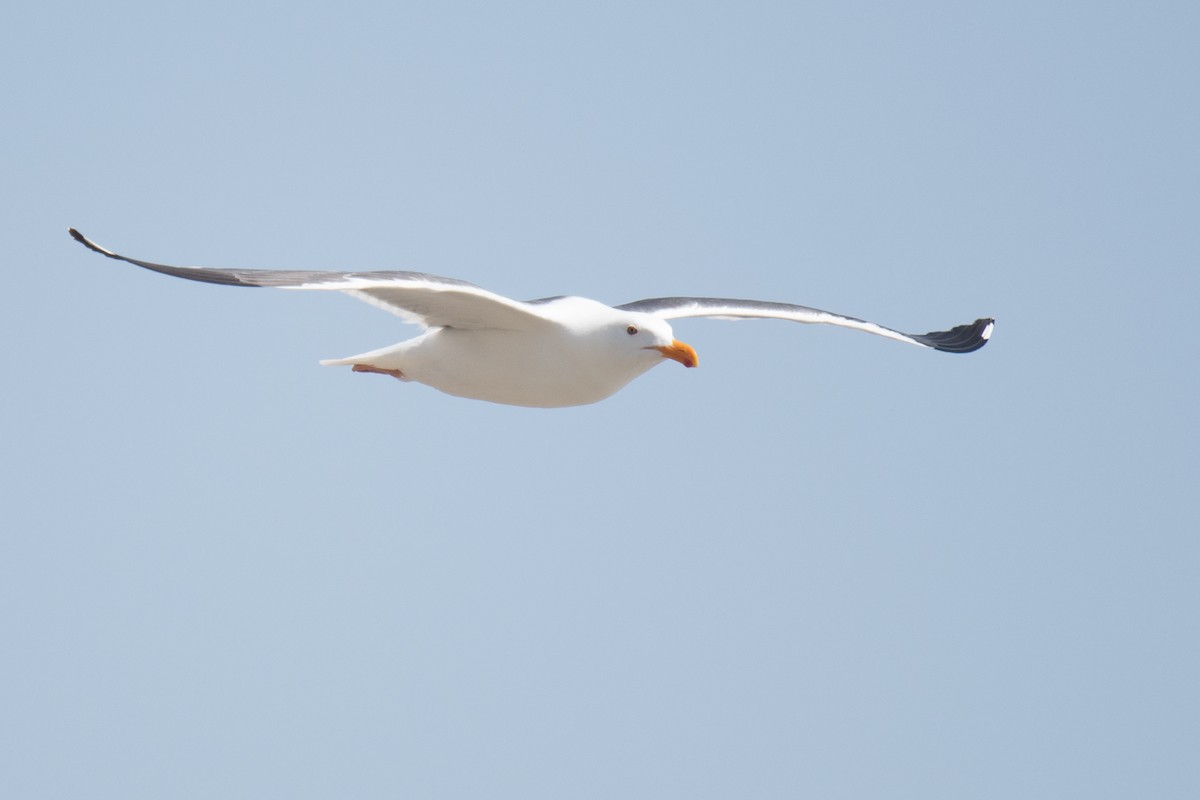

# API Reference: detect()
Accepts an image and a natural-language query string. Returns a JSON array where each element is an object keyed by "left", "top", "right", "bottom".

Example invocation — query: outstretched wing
[
  {"left": 616, "top": 296, "right": 993, "bottom": 353},
  {"left": 69, "top": 229, "right": 552, "bottom": 331}
]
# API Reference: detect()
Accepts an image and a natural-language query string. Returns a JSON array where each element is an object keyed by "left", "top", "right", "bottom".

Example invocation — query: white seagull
[{"left": 70, "top": 229, "right": 993, "bottom": 408}]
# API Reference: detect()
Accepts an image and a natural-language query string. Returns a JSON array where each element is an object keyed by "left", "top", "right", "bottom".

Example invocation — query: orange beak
[{"left": 651, "top": 340, "right": 699, "bottom": 368}]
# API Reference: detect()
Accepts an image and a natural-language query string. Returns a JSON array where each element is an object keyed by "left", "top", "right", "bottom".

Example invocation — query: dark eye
[{"left": 626, "top": 325, "right": 639, "bottom": 335}]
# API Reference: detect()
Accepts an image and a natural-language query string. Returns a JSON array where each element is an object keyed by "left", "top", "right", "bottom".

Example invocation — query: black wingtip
[
  {"left": 911, "top": 317, "right": 995, "bottom": 353},
  {"left": 68, "top": 228, "right": 110, "bottom": 257}
]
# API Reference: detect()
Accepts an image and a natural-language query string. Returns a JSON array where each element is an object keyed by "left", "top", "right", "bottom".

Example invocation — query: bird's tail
[{"left": 319, "top": 342, "right": 408, "bottom": 372}]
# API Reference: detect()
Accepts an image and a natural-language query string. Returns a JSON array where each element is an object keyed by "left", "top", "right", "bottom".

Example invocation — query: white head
[
  {"left": 538, "top": 298, "right": 698, "bottom": 370},
  {"left": 606, "top": 309, "right": 698, "bottom": 370}
]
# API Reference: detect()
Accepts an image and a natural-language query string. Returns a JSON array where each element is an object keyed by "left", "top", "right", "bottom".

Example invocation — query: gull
[{"left": 69, "top": 229, "right": 993, "bottom": 408}]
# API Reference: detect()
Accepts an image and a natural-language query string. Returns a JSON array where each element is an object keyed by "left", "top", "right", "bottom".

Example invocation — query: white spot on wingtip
[{"left": 982, "top": 321, "right": 994, "bottom": 340}]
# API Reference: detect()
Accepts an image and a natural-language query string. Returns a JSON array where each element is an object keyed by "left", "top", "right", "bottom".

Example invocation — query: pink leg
[{"left": 352, "top": 364, "right": 405, "bottom": 380}]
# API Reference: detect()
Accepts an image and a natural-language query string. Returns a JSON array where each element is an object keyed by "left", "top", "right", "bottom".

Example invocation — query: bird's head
[{"left": 616, "top": 313, "right": 698, "bottom": 369}]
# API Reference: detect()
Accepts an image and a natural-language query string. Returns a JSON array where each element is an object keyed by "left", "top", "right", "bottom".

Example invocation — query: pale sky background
[{"left": 3, "top": 1, "right": 1197, "bottom": 798}]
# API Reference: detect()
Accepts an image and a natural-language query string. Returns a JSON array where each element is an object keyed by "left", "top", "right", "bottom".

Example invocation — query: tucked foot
[{"left": 351, "top": 364, "right": 405, "bottom": 380}]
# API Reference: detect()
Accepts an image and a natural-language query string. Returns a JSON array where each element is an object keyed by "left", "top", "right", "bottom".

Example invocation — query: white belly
[{"left": 399, "top": 328, "right": 657, "bottom": 408}]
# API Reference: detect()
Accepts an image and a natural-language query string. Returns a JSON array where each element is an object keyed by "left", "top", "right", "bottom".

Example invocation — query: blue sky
[{"left": 3, "top": 2, "right": 1197, "bottom": 797}]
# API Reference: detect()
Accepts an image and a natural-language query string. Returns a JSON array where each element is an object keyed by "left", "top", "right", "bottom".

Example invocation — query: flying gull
[{"left": 69, "top": 229, "right": 993, "bottom": 408}]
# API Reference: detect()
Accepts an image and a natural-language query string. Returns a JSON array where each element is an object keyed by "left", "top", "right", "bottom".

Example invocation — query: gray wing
[
  {"left": 616, "top": 296, "right": 993, "bottom": 353},
  {"left": 69, "top": 229, "right": 553, "bottom": 331}
]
